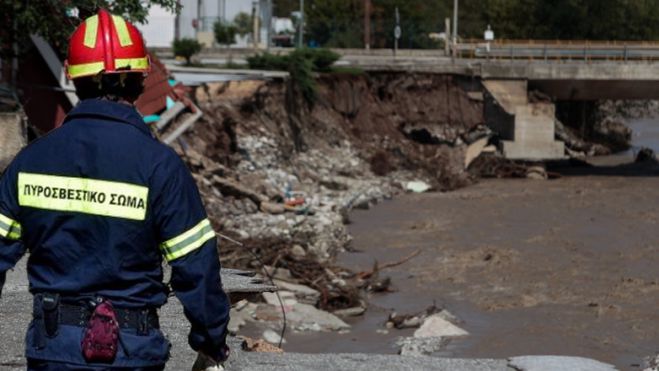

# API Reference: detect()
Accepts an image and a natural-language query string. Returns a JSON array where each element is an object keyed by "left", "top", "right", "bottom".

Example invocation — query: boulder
[{"left": 413, "top": 314, "right": 469, "bottom": 338}]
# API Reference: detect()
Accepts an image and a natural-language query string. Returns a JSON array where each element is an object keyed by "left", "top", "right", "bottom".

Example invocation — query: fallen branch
[{"left": 357, "top": 249, "right": 421, "bottom": 280}]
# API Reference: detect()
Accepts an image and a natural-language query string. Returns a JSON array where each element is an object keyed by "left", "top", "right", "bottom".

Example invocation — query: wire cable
[{"left": 216, "top": 232, "right": 287, "bottom": 349}]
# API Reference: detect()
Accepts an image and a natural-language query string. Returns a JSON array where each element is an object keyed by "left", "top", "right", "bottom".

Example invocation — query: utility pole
[
  {"left": 452, "top": 0, "right": 458, "bottom": 55},
  {"left": 298, "top": 0, "right": 305, "bottom": 48},
  {"left": 364, "top": 0, "right": 371, "bottom": 50},
  {"left": 252, "top": 1, "right": 259, "bottom": 49},
  {"left": 394, "top": 7, "right": 400, "bottom": 57}
]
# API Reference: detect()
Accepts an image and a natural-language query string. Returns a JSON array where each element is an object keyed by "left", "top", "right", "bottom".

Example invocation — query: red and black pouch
[{"left": 81, "top": 299, "right": 120, "bottom": 363}]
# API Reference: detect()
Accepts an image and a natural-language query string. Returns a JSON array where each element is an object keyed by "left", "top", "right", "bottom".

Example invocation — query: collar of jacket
[{"left": 65, "top": 99, "right": 152, "bottom": 137}]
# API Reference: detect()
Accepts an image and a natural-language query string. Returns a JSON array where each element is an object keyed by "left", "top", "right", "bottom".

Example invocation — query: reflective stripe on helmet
[
  {"left": 68, "top": 57, "right": 148, "bottom": 78},
  {"left": 160, "top": 219, "right": 215, "bottom": 262},
  {"left": 67, "top": 61, "right": 105, "bottom": 78},
  {"left": 0, "top": 213, "right": 21, "bottom": 240},
  {"left": 111, "top": 15, "right": 133, "bottom": 47},
  {"left": 115, "top": 57, "right": 149, "bottom": 70},
  {"left": 84, "top": 15, "right": 99, "bottom": 48},
  {"left": 17, "top": 172, "right": 149, "bottom": 221}
]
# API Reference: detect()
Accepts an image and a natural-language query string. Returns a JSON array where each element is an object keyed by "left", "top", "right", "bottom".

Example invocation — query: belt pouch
[
  {"left": 81, "top": 299, "right": 120, "bottom": 363},
  {"left": 42, "top": 293, "right": 60, "bottom": 338},
  {"left": 32, "top": 294, "right": 45, "bottom": 349}
]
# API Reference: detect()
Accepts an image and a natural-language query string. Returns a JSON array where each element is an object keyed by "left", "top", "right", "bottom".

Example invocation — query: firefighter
[{"left": 0, "top": 9, "right": 230, "bottom": 370}]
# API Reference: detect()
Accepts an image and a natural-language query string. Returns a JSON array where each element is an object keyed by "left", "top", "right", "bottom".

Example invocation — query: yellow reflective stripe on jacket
[
  {"left": 160, "top": 219, "right": 215, "bottom": 262},
  {"left": 68, "top": 61, "right": 105, "bottom": 79},
  {"left": 112, "top": 15, "right": 133, "bottom": 47},
  {"left": 84, "top": 15, "right": 99, "bottom": 48},
  {"left": 17, "top": 172, "right": 149, "bottom": 221},
  {"left": 115, "top": 57, "right": 149, "bottom": 70},
  {"left": 0, "top": 212, "right": 21, "bottom": 240}
]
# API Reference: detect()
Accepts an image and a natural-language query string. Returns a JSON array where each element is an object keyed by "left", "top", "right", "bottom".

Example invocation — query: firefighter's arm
[
  {"left": 152, "top": 152, "right": 230, "bottom": 362},
  {"left": 0, "top": 164, "right": 26, "bottom": 298}
]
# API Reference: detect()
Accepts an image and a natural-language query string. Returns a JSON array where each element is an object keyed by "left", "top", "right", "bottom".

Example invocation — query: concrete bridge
[{"left": 348, "top": 41, "right": 659, "bottom": 160}]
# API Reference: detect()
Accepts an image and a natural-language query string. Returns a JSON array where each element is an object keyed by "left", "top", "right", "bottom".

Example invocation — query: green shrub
[
  {"left": 246, "top": 48, "right": 340, "bottom": 106},
  {"left": 172, "top": 38, "right": 202, "bottom": 65},
  {"left": 246, "top": 53, "right": 290, "bottom": 71},
  {"left": 214, "top": 21, "right": 237, "bottom": 46},
  {"left": 292, "top": 48, "right": 340, "bottom": 72}
]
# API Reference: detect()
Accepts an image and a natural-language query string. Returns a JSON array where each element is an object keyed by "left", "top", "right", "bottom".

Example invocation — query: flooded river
[{"left": 282, "top": 118, "right": 659, "bottom": 370}]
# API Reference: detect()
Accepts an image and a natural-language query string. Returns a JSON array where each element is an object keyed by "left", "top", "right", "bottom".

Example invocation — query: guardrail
[{"left": 456, "top": 40, "right": 659, "bottom": 61}]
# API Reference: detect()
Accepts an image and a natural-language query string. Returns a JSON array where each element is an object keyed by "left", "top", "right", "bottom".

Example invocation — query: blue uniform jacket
[{"left": 0, "top": 99, "right": 230, "bottom": 367}]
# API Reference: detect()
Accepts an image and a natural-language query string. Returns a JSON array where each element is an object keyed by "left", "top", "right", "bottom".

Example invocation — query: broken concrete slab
[
  {"left": 220, "top": 269, "right": 278, "bottom": 294},
  {"left": 508, "top": 356, "right": 618, "bottom": 371},
  {"left": 286, "top": 303, "right": 350, "bottom": 332},
  {"left": 262, "top": 291, "right": 297, "bottom": 307},
  {"left": 272, "top": 279, "right": 321, "bottom": 305}
]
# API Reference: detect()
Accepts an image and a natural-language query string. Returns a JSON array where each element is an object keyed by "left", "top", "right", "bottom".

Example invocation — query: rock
[
  {"left": 526, "top": 166, "right": 547, "bottom": 180},
  {"left": 333, "top": 306, "right": 366, "bottom": 317},
  {"left": 508, "top": 356, "right": 617, "bottom": 371},
  {"left": 290, "top": 244, "right": 307, "bottom": 258},
  {"left": 262, "top": 329, "right": 286, "bottom": 345},
  {"left": 286, "top": 303, "right": 351, "bottom": 332},
  {"left": 405, "top": 181, "right": 431, "bottom": 193},
  {"left": 636, "top": 147, "right": 657, "bottom": 163},
  {"left": 465, "top": 137, "right": 489, "bottom": 169},
  {"left": 228, "top": 308, "right": 247, "bottom": 333},
  {"left": 272, "top": 279, "right": 321, "bottom": 305},
  {"left": 644, "top": 353, "right": 659, "bottom": 370},
  {"left": 260, "top": 201, "right": 286, "bottom": 215},
  {"left": 413, "top": 314, "right": 469, "bottom": 338},
  {"left": 397, "top": 336, "right": 447, "bottom": 356},
  {"left": 592, "top": 116, "right": 632, "bottom": 152}
]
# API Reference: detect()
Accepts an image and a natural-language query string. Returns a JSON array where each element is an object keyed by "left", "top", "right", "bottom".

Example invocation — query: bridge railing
[{"left": 455, "top": 40, "right": 659, "bottom": 61}]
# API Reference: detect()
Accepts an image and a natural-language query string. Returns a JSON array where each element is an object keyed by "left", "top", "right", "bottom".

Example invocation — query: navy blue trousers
[{"left": 27, "top": 359, "right": 165, "bottom": 371}]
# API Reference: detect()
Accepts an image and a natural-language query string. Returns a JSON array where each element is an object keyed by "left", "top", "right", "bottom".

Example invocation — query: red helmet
[{"left": 66, "top": 9, "right": 150, "bottom": 80}]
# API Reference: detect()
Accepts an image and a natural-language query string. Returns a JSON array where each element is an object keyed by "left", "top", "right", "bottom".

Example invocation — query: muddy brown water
[{"left": 281, "top": 172, "right": 659, "bottom": 370}]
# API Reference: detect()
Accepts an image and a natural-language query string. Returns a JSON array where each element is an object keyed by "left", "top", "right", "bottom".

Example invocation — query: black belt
[{"left": 58, "top": 303, "right": 160, "bottom": 332}]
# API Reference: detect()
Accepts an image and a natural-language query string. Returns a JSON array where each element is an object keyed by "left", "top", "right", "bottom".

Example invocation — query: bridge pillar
[{"left": 483, "top": 80, "right": 564, "bottom": 160}]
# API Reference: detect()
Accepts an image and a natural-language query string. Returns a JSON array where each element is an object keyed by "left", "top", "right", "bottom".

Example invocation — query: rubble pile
[{"left": 168, "top": 72, "right": 488, "bottom": 337}]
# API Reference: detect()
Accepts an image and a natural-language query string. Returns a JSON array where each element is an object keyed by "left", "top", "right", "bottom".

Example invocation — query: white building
[{"left": 137, "top": 0, "right": 274, "bottom": 48}]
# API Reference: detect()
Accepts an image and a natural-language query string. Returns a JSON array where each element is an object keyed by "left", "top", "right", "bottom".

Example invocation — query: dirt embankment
[{"left": 173, "top": 72, "right": 486, "bottom": 309}]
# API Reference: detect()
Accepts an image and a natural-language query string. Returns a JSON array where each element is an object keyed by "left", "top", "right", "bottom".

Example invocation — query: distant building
[{"left": 137, "top": 0, "right": 273, "bottom": 48}]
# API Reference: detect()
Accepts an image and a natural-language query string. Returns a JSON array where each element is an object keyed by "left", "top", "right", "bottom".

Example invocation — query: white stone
[
  {"left": 413, "top": 314, "right": 469, "bottom": 338},
  {"left": 263, "top": 329, "right": 286, "bottom": 345},
  {"left": 405, "top": 181, "right": 431, "bottom": 193}
]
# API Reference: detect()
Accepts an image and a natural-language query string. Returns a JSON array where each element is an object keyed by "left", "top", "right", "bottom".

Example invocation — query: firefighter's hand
[{"left": 192, "top": 352, "right": 225, "bottom": 371}]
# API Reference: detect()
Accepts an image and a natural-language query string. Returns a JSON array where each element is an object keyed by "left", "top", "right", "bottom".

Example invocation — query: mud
[{"left": 304, "top": 170, "right": 657, "bottom": 370}]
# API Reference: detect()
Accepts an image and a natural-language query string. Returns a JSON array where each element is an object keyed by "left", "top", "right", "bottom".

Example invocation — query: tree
[
  {"left": 233, "top": 12, "right": 253, "bottom": 38},
  {"left": 0, "top": 0, "right": 179, "bottom": 60},
  {"left": 172, "top": 38, "right": 202, "bottom": 65},
  {"left": 214, "top": 21, "right": 237, "bottom": 47}
]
